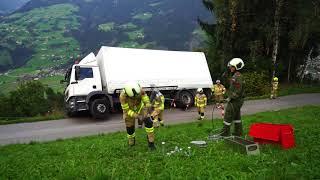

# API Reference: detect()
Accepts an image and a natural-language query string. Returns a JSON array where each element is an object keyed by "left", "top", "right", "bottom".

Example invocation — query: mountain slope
[
  {"left": 0, "top": 0, "right": 213, "bottom": 93},
  {"left": 0, "top": 0, "right": 30, "bottom": 14}
]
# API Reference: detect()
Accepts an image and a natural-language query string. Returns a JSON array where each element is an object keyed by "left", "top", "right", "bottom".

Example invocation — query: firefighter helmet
[
  {"left": 124, "top": 82, "right": 141, "bottom": 97},
  {"left": 228, "top": 58, "right": 244, "bottom": 70},
  {"left": 197, "top": 88, "right": 203, "bottom": 93},
  {"left": 273, "top": 77, "right": 278, "bottom": 81}
]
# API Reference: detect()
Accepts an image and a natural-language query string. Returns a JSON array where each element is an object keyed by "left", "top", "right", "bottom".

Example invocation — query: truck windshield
[{"left": 78, "top": 67, "right": 93, "bottom": 80}]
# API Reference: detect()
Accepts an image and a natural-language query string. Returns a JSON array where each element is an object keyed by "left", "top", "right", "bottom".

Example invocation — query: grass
[
  {"left": 245, "top": 83, "right": 320, "bottom": 100},
  {"left": 126, "top": 29, "right": 145, "bottom": 40},
  {"left": 119, "top": 22, "right": 138, "bottom": 30},
  {"left": 0, "top": 105, "right": 319, "bottom": 179},
  {"left": 132, "top": 12, "right": 153, "bottom": 21},
  {"left": 39, "top": 75, "right": 65, "bottom": 93},
  {"left": 98, "top": 22, "right": 115, "bottom": 32},
  {"left": 0, "top": 3, "right": 80, "bottom": 72}
]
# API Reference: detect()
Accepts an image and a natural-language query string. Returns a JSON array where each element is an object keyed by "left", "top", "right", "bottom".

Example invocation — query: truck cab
[{"left": 63, "top": 54, "right": 113, "bottom": 119}]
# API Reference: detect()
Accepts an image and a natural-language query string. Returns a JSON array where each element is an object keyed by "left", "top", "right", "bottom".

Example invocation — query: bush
[
  {"left": 9, "top": 81, "right": 49, "bottom": 116},
  {"left": 242, "top": 72, "right": 269, "bottom": 97},
  {"left": 0, "top": 81, "right": 65, "bottom": 118}
]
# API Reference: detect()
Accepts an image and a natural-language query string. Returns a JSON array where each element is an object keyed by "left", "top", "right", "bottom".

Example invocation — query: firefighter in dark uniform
[{"left": 220, "top": 58, "right": 245, "bottom": 137}]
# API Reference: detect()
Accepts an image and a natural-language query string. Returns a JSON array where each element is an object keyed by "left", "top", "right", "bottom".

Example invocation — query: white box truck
[{"left": 62, "top": 46, "right": 213, "bottom": 119}]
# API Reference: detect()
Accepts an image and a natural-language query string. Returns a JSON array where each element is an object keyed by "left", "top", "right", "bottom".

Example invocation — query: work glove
[
  {"left": 145, "top": 103, "right": 151, "bottom": 108},
  {"left": 132, "top": 113, "right": 139, "bottom": 119}
]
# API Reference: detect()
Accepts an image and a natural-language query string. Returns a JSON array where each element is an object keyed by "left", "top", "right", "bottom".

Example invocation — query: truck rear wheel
[
  {"left": 176, "top": 90, "right": 194, "bottom": 108},
  {"left": 90, "top": 98, "right": 110, "bottom": 119}
]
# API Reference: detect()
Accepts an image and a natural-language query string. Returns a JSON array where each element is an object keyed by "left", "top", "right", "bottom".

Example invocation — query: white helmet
[
  {"left": 216, "top": 80, "right": 221, "bottom": 83},
  {"left": 197, "top": 88, "right": 203, "bottom": 93},
  {"left": 228, "top": 58, "right": 244, "bottom": 70},
  {"left": 124, "top": 82, "right": 141, "bottom": 97}
]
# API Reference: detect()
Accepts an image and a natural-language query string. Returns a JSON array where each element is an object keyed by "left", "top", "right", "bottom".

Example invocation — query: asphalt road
[{"left": 0, "top": 93, "right": 319, "bottom": 146}]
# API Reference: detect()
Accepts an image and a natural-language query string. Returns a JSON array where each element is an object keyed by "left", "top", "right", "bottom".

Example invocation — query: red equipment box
[{"left": 249, "top": 123, "right": 295, "bottom": 149}]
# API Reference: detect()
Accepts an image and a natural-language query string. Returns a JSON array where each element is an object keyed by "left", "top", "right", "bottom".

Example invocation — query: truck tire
[
  {"left": 176, "top": 90, "right": 194, "bottom": 108},
  {"left": 90, "top": 98, "right": 110, "bottom": 119}
]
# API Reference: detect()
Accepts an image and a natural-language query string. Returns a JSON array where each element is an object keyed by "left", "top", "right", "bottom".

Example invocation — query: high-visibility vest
[
  {"left": 153, "top": 95, "right": 165, "bottom": 110},
  {"left": 120, "top": 89, "right": 150, "bottom": 117},
  {"left": 272, "top": 82, "right": 278, "bottom": 90},
  {"left": 195, "top": 94, "right": 207, "bottom": 108},
  {"left": 212, "top": 84, "right": 226, "bottom": 96}
]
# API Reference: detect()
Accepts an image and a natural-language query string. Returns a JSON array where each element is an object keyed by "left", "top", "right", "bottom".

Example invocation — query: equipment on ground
[
  {"left": 190, "top": 140, "right": 207, "bottom": 147},
  {"left": 62, "top": 47, "right": 213, "bottom": 119},
  {"left": 224, "top": 136, "right": 260, "bottom": 155},
  {"left": 249, "top": 123, "right": 295, "bottom": 149}
]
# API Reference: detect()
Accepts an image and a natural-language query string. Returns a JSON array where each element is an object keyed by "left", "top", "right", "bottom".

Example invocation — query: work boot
[
  {"left": 147, "top": 133, "right": 156, "bottom": 150},
  {"left": 233, "top": 123, "right": 243, "bottom": 136},
  {"left": 148, "top": 142, "right": 156, "bottom": 150},
  {"left": 220, "top": 124, "right": 230, "bottom": 137},
  {"left": 128, "top": 137, "right": 135, "bottom": 147}
]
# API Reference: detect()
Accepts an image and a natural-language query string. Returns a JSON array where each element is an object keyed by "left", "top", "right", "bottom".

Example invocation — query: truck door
[{"left": 72, "top": 66, "right": 102, "bottom": 96}]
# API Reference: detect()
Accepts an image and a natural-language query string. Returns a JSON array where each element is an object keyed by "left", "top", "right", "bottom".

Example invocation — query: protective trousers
[
  {"left": 124, "top": 109, "right": 155, "bottom": 146},
  {"left": 271, "top": 88, "right": 278, "bottom": 99},
  {"left": 221, "top": 100, "right": 244, "bottom": 136},
  {"left": 197, "top": 107, "right": 205, "bottom": 120}
]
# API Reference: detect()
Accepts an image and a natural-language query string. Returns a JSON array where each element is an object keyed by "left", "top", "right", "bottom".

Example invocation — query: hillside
[
  {"left": 0, "top": 0, "right": 30, "bottom": 15},
  {"left": 0, "top": 0, "right": 212, "bottom": 93}
]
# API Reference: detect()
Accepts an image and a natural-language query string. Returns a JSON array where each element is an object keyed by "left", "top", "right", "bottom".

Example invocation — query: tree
[
  {"left": 9, "top": 81, "right": 49, "bottom": 117},
  {"left": 199, "top": 0, "right": 320, "bottom": 84}
]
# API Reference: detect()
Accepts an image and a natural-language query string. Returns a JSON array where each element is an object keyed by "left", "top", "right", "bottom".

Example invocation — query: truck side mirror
[{"left": 75, "top": 66, "right": 80, "bottom": 81}]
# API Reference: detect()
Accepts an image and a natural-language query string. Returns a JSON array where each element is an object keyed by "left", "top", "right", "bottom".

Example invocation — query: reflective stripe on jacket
[{"left": 195, "top": 94, "right": 207, "bottom": 108}]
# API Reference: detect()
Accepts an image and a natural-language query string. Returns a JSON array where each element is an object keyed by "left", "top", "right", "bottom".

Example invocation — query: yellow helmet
[
  {"left": 124, "top": 82, "right": 141, "bottom": 97},
  {"left": 228, "top": 58, "right": 244, "bottom": 70},
  {"left": 273, "top": 77, "right": 278, "bottom": 81}
]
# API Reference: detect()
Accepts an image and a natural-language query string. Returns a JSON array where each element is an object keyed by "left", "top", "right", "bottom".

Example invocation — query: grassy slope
[
  {"left": 0, "top": 3, "right": 80, "bottom": 94},
  {"left": 245, "top": 84, "right": 320, "bottom": 100},
  {"left": 0, "top": 106, "right": 319, "bottom": 179}
]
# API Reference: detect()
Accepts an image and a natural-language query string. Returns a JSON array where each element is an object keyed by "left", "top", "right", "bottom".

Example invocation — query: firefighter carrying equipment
[
  {"left": 120, "top": 83, "right": 155, "bottom": 149},
  {"left": 151, "top": 90, "right": 165, "bottom": 127},
  {"left": 220, "top": 65, "right": 245, "bottom": 136}
]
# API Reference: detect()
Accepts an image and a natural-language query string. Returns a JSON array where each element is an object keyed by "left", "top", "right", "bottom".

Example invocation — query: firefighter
[
  {"left": 194, "top": 88, "right": 207, "bottom": 120},
  {"left": 119, "top": 82, "right": 156, "bottom": 150},
  {"left": 150, "top": 89, "right": 165, "bottom": 127},
  {"left": 211, "top": 79, "right": 226, "bottom": 116},
  {"left": 270, "top": 77, "right": 279, "bottom": 99},
  {"left": 220, "top": 58, "right": 245, "bottom": 137}
]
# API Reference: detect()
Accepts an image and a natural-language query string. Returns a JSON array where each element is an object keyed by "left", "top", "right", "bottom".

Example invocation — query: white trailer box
[
  {"left": 63, "top": 46, "right": 213, "bottom": 119},
  {"left": 96, "top": 46, "right": 213, "bottom": 94}
]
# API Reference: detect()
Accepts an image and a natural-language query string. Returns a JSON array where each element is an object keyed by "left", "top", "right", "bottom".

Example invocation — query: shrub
[{"left": 242, "top": 72, "right": 269, "bottom": 97}]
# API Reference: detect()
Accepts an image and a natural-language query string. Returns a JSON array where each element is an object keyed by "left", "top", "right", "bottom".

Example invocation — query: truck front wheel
[
  {"left": 90, "top": 98, "right": 110, "bottom": 119},
  {"left": 176, "top": 90, "right": 194, "bottom": 108}
]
